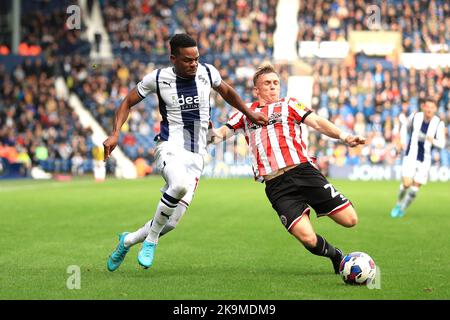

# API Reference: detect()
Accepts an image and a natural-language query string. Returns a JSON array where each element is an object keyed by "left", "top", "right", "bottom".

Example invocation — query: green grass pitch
[{"left": 0, "top": 177, "right": 449, "bottom": 299}]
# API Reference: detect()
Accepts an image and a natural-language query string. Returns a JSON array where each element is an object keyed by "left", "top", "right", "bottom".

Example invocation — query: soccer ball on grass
[{"left": 339, "top": 252, "right": 376, "bottom": 285}]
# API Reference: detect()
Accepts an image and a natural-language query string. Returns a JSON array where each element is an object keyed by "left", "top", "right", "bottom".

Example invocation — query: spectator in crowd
[
  {"left": 297, "top": 0, "right": 449, "bottom": 54},
  {"left": 0, "top": 58, "right": 95, "bottom": 176},
  {"left": 134, "top": 147, "right": 153, "bottom": 178},
  {"left": 92, "top": 145, "right": 106, "bottom": 182}
]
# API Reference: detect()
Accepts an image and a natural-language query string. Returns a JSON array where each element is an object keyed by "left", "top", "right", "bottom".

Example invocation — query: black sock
[{"left": 304, "top": 234, "right": 337, "bottom": 259}]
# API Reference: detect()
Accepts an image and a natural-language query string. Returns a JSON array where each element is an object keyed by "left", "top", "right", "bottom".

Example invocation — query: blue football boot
[
  {"left": 137, "top": 241, "right": 157, "bottom": 269},
  {"left": 107, "top": 232, "right": 130, "bottom": 272},
  {"left": 390, "top": 204, "right": 401, "bottom": 218}
]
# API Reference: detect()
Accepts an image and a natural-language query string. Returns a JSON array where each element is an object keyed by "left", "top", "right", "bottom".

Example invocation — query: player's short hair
[
  {"left": 425, "top": 97, "right": 438, "bottom": 106},
  {"left": 170, "top": 34, "right": 197, "bottom": 56},
  {"left": 253, "top": 64, "right": 280, "bottom": 86}
]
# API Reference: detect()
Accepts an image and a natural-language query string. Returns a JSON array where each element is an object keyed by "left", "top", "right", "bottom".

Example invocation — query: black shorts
[{"left": 265, "top": 162, "right": 351, "bottom": 231}]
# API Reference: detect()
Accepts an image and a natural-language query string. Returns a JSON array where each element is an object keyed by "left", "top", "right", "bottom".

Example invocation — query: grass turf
[{"left": 0, "top": 177, "right": 449, "bottom": 299}]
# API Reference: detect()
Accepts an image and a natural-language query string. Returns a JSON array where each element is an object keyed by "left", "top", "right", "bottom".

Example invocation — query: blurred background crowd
[{"left": 0, "top": 0, "right": 449, "bottom": 178}]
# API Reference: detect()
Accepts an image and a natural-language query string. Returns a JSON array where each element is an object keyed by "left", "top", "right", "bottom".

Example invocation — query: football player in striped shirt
[
  {"left": 390, "top": 98, "right": 446, "bottom": 218},
  {"left": 211, "top": 64, "right": 366, "bottom": 274},
  {"left": 104, "top": 34, "right": 268, "bottom": 271}
]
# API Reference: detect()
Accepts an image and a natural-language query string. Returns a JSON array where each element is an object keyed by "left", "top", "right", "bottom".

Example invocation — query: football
[{"left": 339, "top": 252, "right": 377, "bottom": 285}]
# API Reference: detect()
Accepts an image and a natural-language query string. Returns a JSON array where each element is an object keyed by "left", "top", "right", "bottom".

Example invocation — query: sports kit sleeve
[
  {"left": 226, "top": 111, "right": 245, "bottom": 134},
  {"left": 432, "top": 120, "right": 446, "bottom": 149},
  {"left": 287, "top": 97, "right": 312, "bottom": 123},
  {"left": 136, "top": 69, "right": 158, "bottom": 99},
  {"left": 205, "top": 63, "right": 222, "bottom": 88}
]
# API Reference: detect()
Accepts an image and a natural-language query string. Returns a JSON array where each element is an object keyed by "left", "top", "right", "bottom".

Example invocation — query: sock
[
  {"left": 144, "top": 192, "right": 181, "bottom": 244},
  {"left": 124, "top": 220, "right": 152, "bottom": 247},
  {"left": 160, "top": 204, "right": 187, "bottom": 236},
  {"left": 397, "top": 184, "right": 408, "bottom": 204},
  {"left": 400, "top": 186, "right": 418, "bottom": 211},
  {"left": 124, "top": 204, "right": 188, "bottom": 247},
  {"left": 304, "top": 234, "right": 338, "bottom": 259}
]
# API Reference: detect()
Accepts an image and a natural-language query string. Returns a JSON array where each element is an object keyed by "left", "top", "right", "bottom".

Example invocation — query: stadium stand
[
  {"left": 296, "top": 0, "right": 449, "bottom": 173},
  {"left": 0, "top": 1, "right": 94, "bottom": 177},
  {"left": 296, "top": 0, "right": 449, "bottom": 54},
  {"left": 0, "top": 0, "right": 448, "bottom": 179},
  {"left": 0, "top": 57, "right": 96, "bottom": 176}
]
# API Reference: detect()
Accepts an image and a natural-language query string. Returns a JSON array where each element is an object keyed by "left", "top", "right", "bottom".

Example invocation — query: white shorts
[
  {"left": 401, "top": 157, "right": 430, "bottom": 185},
  {"left": 155, "top": 141, "right": 204, "bottom": 207}
]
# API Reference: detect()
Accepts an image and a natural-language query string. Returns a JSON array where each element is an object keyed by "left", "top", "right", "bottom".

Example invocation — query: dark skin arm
[
  {"left": 214, "top": 80, "right": 268, "bottom": 126},
  {"left": 104, "top": 80, "right": 268, "bottom": 160},
  {"left": 103, "top": 87, "right": 142, "bottom": 161}
]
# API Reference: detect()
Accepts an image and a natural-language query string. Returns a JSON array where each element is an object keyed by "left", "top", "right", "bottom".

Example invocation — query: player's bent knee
[
  {"left": 332, "top": 206, "right": 358, "bottom": 228},
  {"left": 347, "top": 214, "right": 358, "bottom": 228},
  {"left": 402, "top": 178, "right": 413, "bottom": 188},
  {"left": 168, "top": 183, "right": 188, "bottom": 199},
  {"left": 342, "top": 210, "right": 358, "bottom": 228}
]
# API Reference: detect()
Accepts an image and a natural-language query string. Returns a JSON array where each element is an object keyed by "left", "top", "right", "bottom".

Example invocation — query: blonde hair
[{"left": 253, "top": 64, "right": 280, "bottom": 86}]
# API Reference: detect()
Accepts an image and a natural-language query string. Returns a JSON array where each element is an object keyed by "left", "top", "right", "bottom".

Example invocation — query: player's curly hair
[
  {"left": 170, "top": 34, "right": 197, "bottom": 56},
  {"left": 253, "top": 63, "right": 280, "bottom": 86}
]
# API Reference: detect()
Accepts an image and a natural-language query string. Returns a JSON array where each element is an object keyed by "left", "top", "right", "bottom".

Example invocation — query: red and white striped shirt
[{"left": 226, "top": 97, "right": 313, "bottom": 178}]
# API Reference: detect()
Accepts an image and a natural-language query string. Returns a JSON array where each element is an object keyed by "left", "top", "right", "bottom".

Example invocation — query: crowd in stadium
[
  {"left": 0, "top": 0, "right": 449, "bottom": 178},
  {"left": 0, "top": 58, "right": 96, "bottom": 176},
  {"left": 308, "top": 61, "right": 450, "bottom": 172},
  {"left": 297, "top": 0, "right": 450, "bottom": 53}
]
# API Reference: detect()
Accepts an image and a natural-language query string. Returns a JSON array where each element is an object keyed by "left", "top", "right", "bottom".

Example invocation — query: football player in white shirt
[
  {"left": 104, "top": 34, "right": 268, "bottom": 271},
  {"left": 160, "top": 64, "right": 366, "bottom": 274},
  {"left": 391, "top": 98, "right": 446, "bottom": 218}
]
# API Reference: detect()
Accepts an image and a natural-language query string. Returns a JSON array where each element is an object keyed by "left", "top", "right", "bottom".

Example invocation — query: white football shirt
[
  {"left": 401, "top": 112, "right": 446, "bottom": 164},
  {"left": 136, "top": 63, "right": 221, "bottom": 154}
]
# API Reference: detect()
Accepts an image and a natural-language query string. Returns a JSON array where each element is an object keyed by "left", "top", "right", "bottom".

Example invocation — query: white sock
[
  {"left": 124, "top": 220, "right": 152, "bottom": 247},
  {"left": 400, "top": 186, "right": 419, "bottom": 211},
  {"left": 124, "top": 205, "right": 187, "bottom": 247},
  {"left": 397, "top": 184, "right": 408, "bottom": 204},
  {"left": 145, "top": 192, "right": 181, "bottom": 244},
  {"left": 160, "top": 204, "right": 187, "bottom": 236}
]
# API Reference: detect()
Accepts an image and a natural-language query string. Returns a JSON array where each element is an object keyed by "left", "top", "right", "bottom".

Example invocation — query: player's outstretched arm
[
  {"left": 207, "top": 124, "right": 234, "bottom": 145},
  {"left": 303, "top": 112, "right": 366, "bottom": 147},
  {"left": 214, "top": 81, "right": 268, "bottom": 126},
  {"left": 103, "top": 87, "right": 143, "bottom": 161}
]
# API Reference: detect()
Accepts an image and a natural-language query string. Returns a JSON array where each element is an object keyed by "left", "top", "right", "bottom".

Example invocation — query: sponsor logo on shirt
[
  {"left": 287, "top": 98, "right": 305, "bottom": 112},
  {"left": 247, "top": 112, "right": 282, "bottom": 130},
  {"left": 172, "top": 93, "right": 205, "bottom": 111},
  {"left": 294, "top": 102, "right": 305, "bottom": 111},
  {"left": 197, "top": 75, "right": 209, "bottom": 86}
]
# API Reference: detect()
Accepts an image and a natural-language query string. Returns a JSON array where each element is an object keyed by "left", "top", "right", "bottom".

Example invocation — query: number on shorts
[{"left": 324, "top": 183, "right": 340, "bottom": 198}]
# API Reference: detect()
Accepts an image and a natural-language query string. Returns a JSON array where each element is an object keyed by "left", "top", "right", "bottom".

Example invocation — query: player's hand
[
  {"left": 103, "top": 134, "right": 119, "bottom": 161},
  {"left": 247, "top": 110, "right": 268, "bottom": 126},
  {"left": 345, "top": 135, "right": 366, "bottom": 147},
  {"left": 207, "top": 127, "right": 222, "bottom": 145},
  {"left": 426, "top": 136, "right": 434, "bottom": 144}
]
